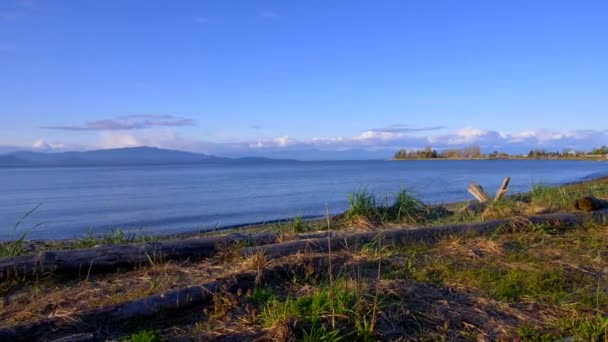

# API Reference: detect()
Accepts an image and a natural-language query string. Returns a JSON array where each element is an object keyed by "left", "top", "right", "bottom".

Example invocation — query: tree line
[
  {"left": 393, "top": 145, "right": 608, "bottom": 160},
  {"left": 393, "top": 145, "right": 481, "bottom": 159}
]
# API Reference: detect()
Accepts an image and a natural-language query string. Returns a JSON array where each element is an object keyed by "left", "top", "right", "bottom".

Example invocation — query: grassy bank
[{"left": 1, "top": 177, "right": 608, "bottom": 341}]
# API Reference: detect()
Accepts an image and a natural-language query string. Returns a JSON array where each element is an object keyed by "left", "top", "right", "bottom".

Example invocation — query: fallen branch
[
  {"left": 3, "top": 209, "right": 608, "bottom": 282},
  {"left": 0, "top": 256, "right": 337, "bottom": 341},
  {"left": 494, "top": 177, "right": 511, "bottom": 201},
  {"left": 242, "top": 209, "right": 608, "bottom": 259},
  {"left": 0, "top": 277, "right": 247, "bottom": 341},
  {"left": 0, "top": 231, "right": 330, "bottom": 281},
  {"left": 573, "top": 195, "right": 608, "bottom": 211},
  {"left": 467, "top": 183, "right": 490, "bottom": 203}
]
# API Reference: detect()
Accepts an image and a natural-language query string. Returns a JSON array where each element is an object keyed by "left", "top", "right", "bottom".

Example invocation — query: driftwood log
[
  {"left": 467, "top": 177, "right": 511, "bottom": 203},
  {"left": 242, "top": 209, "right": 608, "bottom": 259},
  {"left": 574, "top": 196, "right": 608, "bottom": 211},
  {"left": 0, "top": 275, "right": 250, "bottom": 341},
  {"left": 494, "top": 177, "right": 511, "bottom": 201},
  {"left": 0, "top": 256, "right": 338, "bottom": 341},
  {"left": 467, "top": 183, "right": 490, "bottom": 203},
  {"left": 3, "top": 210, "right": 608, "bottom": 282},
  {"left": 0, "top": 231, "right": 330, "bottom": 281},
  {"left": 463, "top": 177, "right": 511, "bottom": 214}
]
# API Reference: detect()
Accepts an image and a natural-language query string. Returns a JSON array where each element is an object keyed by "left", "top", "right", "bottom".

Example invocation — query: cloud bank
[
  {"left": 80, "top": 127, "right": 608, "bottom": 159},
  {"left": 365, "top": 125, "right": 445, "bottom": 134},
  {"left": 41, "top": 115, "right": 194, "bottom": 131},
  {"left": 13, "top": 116, "right": 607, "bottom": 159}
]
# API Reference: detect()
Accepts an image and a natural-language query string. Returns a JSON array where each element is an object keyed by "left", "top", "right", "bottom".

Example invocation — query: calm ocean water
[{"left": 0, "top": 160, "right": 607, "bottom": 240}]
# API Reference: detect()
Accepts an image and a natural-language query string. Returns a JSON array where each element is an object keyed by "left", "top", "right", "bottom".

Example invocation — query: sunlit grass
[{"left": 0, "top": 204, "right": 43, "bottom": 258}]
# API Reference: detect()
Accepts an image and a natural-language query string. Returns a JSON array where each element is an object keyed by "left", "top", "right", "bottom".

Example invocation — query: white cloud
[
  {"left": 16, "top": 125, "right": 608, "bottom": 158},
  {"left": 42, "top": 115, "right": 194, "bottom": 131},
  {"left": 448, "top": 127, "right": 489, "bottom": 145},
  {"left": 248, "top": 135, "right": 295, "bottom": 148},
  {"left": 501, "top": 130, "right": 536, "bottom": 142},
  {"left": 230, "top": 128, "right": 607, "bottom": 155},
  {"left": 274, "top": 136, "right": 293, "bottom": 147},
  {"left": 31, "top": 139, "right": 65, "bottom": 151},
  {"left": 365, "top": 125, "right": 444, "bottom": 134},
  {"left": 97, "top": 132, "right": 143, "bottom": 149},
  {"left": 32, "top": 139, "right": 51, "bottom": 150},
  {"left": 353, "top": 130, "right": 401, "bottom": 141}
]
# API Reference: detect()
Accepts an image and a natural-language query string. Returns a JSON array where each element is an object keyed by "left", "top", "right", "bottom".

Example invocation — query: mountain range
[{"left": 0, "top": 147, "right": 287, "bottom": 167}]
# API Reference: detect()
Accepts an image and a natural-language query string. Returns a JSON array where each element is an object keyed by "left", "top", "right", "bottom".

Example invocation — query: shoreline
[
  {"left": 391, "top": 156, "right": 608, "bottom": 161},
  {"left": 4, "top": 173, "right": 608, "bottom": 248},
  {"left": 0, "top": 157, "right": 606, "bottom": 170}
]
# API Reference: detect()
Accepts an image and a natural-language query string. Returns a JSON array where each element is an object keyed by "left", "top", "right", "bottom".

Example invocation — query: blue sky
[{"left": 1, "top": 0, "right": 607, "bottom": 159}]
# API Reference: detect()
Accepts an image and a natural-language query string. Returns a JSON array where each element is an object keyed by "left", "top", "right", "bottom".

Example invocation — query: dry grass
[
  {"left": 0, "top": 258, "right": 233, "bottom": 328},
  {"left": 2, "top": 219, "right": 608, "bottom": 340}
]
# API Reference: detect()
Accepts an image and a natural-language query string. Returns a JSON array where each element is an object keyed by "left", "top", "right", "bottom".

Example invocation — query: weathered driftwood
[
  {"left": 574, "top": 196, "right": 608, "bottom": 211},
  {"left": 463, "top": 177, "right": 510, "bottom": 213},
  {"left": 3, "top": 208, "right": 608, "bottom": 283},
  {"left": 494, "top": 177, "right": 511, "bottom": 201},
  {"left": 0, "top": 274, "right": 252, "bottom": 341},
  {"left": 0, "top": 256, "right": 337, "bottom": 341},
  {"left": 0, "top": 231, "right": 330, "bottom": 281},
  {"left": 242, "top": 209, "right": 608, "bottom": 259},
  {"left": 48, "top": 333, "right": 95, "bottom": 342},
  {"left": 467, "top": 183, "right": 490, "bottom": 203}
]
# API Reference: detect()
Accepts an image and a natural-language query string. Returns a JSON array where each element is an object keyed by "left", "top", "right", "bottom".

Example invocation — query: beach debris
[
  {"left": 494, "top": 177, "right": 511, "bottom": 201},
  {"left": 467, "top": 177, "right": 511, "bottom": 203},
  {"left": 3, "top": 209, "right": 608, "bottom": 283},
  {"left": 242, "top": 210, "right": 608, "bottom": 259},
  {"left": 0, "top": 255, "right": 336, "bottom": 341},
  {"left": 573, "top": 195, "right": 608, "bottom": 211},
  {"left": 463, "top": 177, "right": 511, "bottom": 215},
  {"left": 467, "top": 183, "right": 490, "bottom": 203},
  {"left": 0, "top": 230, "right": 331, "bottom": 282}
]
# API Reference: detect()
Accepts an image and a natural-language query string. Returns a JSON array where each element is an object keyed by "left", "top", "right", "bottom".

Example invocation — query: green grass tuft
[
  {"left": 249, "top": 287, "right": 274, "bottom": 305},
  {"left": 290, "top": 216, "right": 310, "bottom": 233},
  {"left": 256, "top": 278, "right": 380, "bottom": 340},
  {"left": 301, "top": 323, "right": 344, "bottom": 342},
  {"left": 388, "top": 189, "right": 428, "bottom": 223},
  {"left": 73, "top": 228, "right": 158, "bottom": 249},
  {"left": 1, "top": 204, "right": 43, "bottom": 258},
  {"left": 122, "top": 329, "right": 161, "bottom": 342},
  {"left": 343, "top": 188, "right": 452, "bottom": 227},
  {"left": 345, "top": 189, "right": 378, "bottom": 221}
]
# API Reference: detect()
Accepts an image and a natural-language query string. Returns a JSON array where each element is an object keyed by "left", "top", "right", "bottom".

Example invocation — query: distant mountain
[
  {"left": 222, "top": 148, "right": 388, "bottom": 161},
  {"left": 0, "top": 145, "right": 22, "bottom": 154},
  {"left": 0, "top": 147, "right": 272, "bottom": 167}
]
